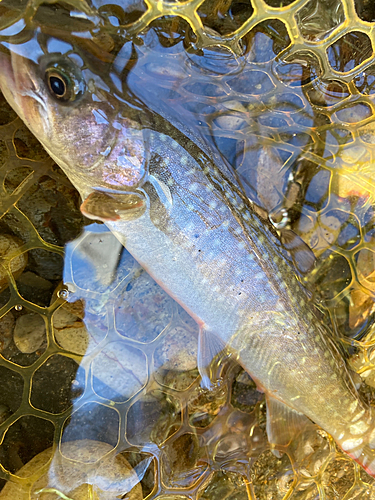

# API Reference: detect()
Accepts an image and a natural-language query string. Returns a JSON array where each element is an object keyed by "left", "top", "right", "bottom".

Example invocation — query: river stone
[
  {"left": 0, "top": 234, "right": 27, "bottom": 291},
  {"left": 13, "top": 312, "right": 46, "bottom": 353},
  {"left": 0, "top": 439, "right": 143, "bottom": 500},
  {"left": 53, "top": 302, "right": 89, "bottom": 356}
]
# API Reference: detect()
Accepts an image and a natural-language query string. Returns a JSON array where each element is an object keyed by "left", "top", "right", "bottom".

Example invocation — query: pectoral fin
[
  {"left": 81, "top": 191, "right": 146, "bottom": 222},
  {"left": 266, "top": 395, "right": 314, "bottom": 457},
  {"left": 198, "top": 328, "right": 228, "bottom": 390}
]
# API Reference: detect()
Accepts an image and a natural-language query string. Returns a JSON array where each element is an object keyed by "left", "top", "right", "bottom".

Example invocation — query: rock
[
  {"left": 52, "top": 296, "right": 107, "bottom": 356},
  {"left": 16, "top": 271, "right": 53, "bottom": 307},
  {"left": 0, "top": 439, "right": 144, "bottom": 500},
  {"left": 53, "top": 302, "right": 90, "bottom": 356},
  {"left": 13, "top": 313, "right": 45, "bottom": 353},
  {"left": 0, "top": 234, "right": 27, "bottom": 291}
]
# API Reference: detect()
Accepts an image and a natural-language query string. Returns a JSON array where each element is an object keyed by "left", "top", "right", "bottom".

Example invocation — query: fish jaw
[{"left": 0, "top": 47, "right": 54, "bottom": 143}]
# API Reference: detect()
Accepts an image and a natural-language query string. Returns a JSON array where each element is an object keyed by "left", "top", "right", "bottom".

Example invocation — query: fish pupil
[{"left": 49, "top": 76, "right": 66, "bottom": 97}]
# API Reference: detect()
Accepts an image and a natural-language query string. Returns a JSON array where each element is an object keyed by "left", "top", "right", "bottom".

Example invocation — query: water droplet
[
  {"left": 58, "top": 288, "right": 69, "bottom": 300},
  {"left": 269, "top": 208, "right": 289, "bottom": 229},
  {"left": 14, "top": 304, "right": 23, "bottom": 311}
]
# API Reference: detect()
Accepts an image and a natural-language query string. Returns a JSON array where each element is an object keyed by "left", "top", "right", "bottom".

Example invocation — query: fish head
[{"left": 0, "top": 38, "right": 150, "bottom": 217}]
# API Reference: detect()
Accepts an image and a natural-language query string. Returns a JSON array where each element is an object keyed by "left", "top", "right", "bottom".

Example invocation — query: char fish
[{"left": 1, "top": 39, "right": 375, "bottom": 476}]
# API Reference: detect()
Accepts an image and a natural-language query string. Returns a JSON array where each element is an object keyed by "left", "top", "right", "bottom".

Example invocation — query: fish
[{"left": 1, "top": 38, "right": 375, "bottom": 477}]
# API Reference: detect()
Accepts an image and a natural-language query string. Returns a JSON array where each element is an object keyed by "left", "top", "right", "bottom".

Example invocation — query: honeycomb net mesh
[{"left": 0, "top": 0, "right": 375, "bottom": 498}]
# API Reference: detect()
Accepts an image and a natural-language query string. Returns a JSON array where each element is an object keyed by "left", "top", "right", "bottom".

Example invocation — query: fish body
[{"left": 1, "top": 40, "right": 375, "bottom": 475}]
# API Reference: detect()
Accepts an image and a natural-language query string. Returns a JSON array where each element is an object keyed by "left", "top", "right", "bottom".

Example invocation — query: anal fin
[
  {"left": 266, "top": 395, "right": 314, "bottom": 457},
  {"left": 198, "top": 328, "right": 227, "bottom": 390}
]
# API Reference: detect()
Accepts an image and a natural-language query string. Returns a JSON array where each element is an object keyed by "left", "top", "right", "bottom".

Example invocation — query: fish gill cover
[{"left": 0, "top": 0, "right": 374, "bottom": 499}]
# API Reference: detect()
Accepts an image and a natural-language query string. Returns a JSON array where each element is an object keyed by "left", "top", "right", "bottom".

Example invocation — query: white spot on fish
[
  {"left": 352, "top": 409, "right": 366, "bottom": 423},
  {"left": 341, "top": 438, "right": 363, "bottom": 450},
  {"left": 349, "top": 401, "right": 358, "bottom": 413},
  {"left": 350, "top": 420, "right": 370, "bottom": 435}
]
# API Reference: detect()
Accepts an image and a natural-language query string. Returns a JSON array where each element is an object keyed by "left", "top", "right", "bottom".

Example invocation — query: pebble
[
  {"left": 13, "top": 313, "right": 45, "bottom": 353},
  {"left": 0, "top": 439, "right": 143, "bottom": 500},
  {"left": 52, "top": 300, "right": 89, "bottom": 355},
  {"left": 16, "top": 271, "right": 53, "bottom": 306},
  {"left": 0, "top": 234, "right": 27, "bottom": 291}
]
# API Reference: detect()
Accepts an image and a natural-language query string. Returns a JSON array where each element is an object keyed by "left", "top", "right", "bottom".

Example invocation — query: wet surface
[{"left": 0, "top": 0, "right": 374, "bottom": 499}]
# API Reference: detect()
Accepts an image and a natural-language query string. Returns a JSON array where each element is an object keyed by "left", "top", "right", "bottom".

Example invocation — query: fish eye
[
  {"left": 43, "top": 60, "right": 86, "bottom": 103},
  {"left": 47, "top": 71, "right": 70, "bottom": 100}
]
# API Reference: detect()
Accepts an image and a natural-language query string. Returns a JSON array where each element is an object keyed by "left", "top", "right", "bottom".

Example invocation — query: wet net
[{"left": 0, "top": 0, "right": 375, "bottom": 498}]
